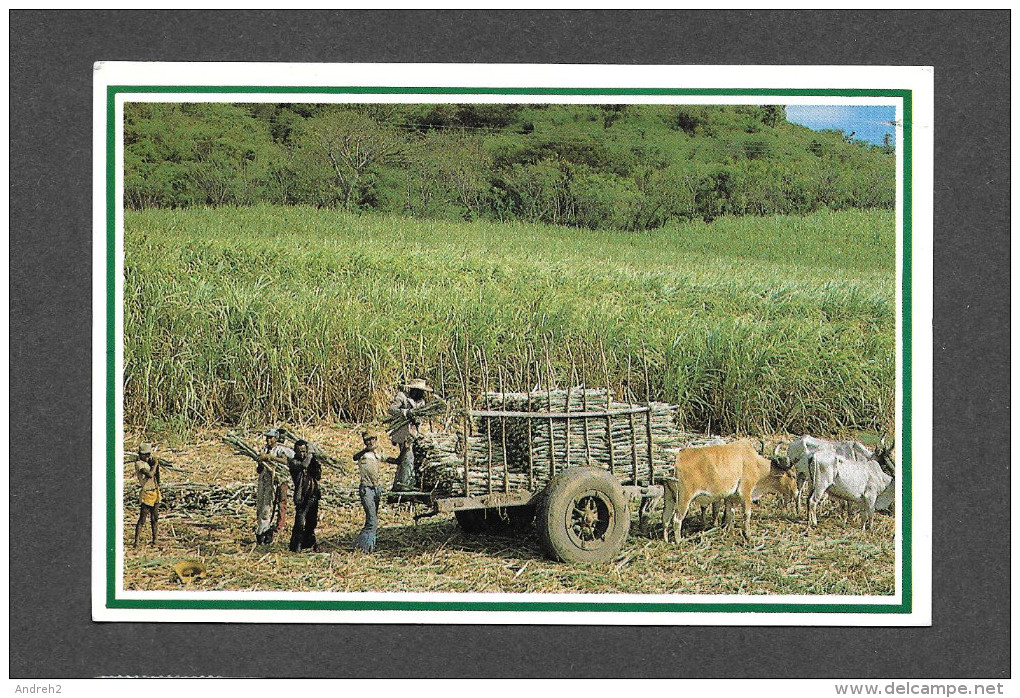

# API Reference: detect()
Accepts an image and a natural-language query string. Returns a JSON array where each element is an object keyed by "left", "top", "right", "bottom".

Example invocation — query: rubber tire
[{"left": 538, "top": 467, "right": 630, "bottom": 564}]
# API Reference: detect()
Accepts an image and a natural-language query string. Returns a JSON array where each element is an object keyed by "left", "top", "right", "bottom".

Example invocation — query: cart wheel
[{"left": 538, "top": 467, "right": 630, "bottom": 564}]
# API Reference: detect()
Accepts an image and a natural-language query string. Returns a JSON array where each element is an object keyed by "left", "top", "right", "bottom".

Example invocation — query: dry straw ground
[{"left": 122, "top": 425, "right": 895, "bottom": 596}]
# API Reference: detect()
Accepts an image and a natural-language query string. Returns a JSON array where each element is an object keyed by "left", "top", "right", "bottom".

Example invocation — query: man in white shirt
[
  {"left": 353, "top": 431, "right": 386, "bottom": 552},
  {"left": 255, "top": 428, "right": 294, "bottom": 545}
]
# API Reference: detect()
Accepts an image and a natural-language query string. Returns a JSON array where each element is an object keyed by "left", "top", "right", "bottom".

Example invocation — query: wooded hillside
[{"left": 124, "top": 103, "right": 895, "bottom": 230}]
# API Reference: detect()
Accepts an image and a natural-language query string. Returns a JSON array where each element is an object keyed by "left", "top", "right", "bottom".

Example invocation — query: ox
[
  {"left": 753, "top": 460, "right": 798, "bottom": 509},
  {"left": 662, "top": 439, "right": 793, "bottom": 542},
  {"left": 704, "top": 457, "right": 798, "bottom": 528},
  {"left": 806, "top": 449, "right": 895, "bottom": 530},
  {"left": 788, "top": 435, "right": 895, "bottom": 514}
]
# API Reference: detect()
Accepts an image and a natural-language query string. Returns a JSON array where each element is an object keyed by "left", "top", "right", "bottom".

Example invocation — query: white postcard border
[{"left": 93, "top": 62, "right": 934, "bottom": 625}]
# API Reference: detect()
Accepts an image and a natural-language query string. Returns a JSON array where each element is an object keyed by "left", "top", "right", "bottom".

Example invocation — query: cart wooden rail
[{"left": 413, "top": 397, "right": 673, "bottom": 564}]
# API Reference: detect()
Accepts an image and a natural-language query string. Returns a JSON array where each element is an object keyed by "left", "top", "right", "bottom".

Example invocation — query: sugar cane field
[{"left": 122, "top": 206, "right": 896, "bottom": 594}]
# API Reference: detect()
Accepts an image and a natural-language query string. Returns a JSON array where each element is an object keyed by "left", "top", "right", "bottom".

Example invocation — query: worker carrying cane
[{"left": 386, "top": 378, "right": 433, "bottom": 491}]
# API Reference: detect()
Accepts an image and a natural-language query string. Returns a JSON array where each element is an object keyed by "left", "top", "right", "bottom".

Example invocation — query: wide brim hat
[
  {"left": 404, "top": 378, "right": 434, "bottom": 392},
  {"left": 173, "top": 560, "right": 208, "bottom": 585}
]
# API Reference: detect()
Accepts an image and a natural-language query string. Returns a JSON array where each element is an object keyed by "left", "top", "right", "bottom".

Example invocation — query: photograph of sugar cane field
[{"left": 121, "top": 101, "right": 899, "bottom": 596}]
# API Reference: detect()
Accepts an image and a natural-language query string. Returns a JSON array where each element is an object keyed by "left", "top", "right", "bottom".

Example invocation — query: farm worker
[
  {"left": 352, "top": 431, "right": 385, "bottom": 553},
  {"left": 387, "top": 378, "right": 433, "bottom": 491},
  {"left": 274, "top": 474, "right": 290, "bottom": 538},
  {"left": 255, "top": 428, "right": 294, "bottom": 545},
  {"left": 133, "top": 442, "right": 161, "bottom": 547},
  {"left": 287, "top": 440, "right": 323, "bottom": 552}
]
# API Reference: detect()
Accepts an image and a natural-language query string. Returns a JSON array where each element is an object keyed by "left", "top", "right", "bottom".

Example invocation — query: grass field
[
  {"left": 122, "top": 202, "right": 898, "bottom": 597},
  {"left": 122, "top": 426, "right": 895, "bottom": 596},
  {"left": 124, "top": 205, "right": 896, "bottom": 438}
]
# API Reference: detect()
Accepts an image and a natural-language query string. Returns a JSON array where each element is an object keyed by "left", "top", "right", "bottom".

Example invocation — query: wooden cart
[{"left": 415, "top": 395, "right": 671, "bottom": 564}]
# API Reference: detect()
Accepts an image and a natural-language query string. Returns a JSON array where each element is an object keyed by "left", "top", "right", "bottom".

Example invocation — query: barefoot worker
[
  {"left": 287, "top": 440, "right": 323, "bottom": 553},
  {"left": 133, "top": 442, "right": 161, "bottom": 547},
  {"left": 387, "top": 378, "right": 433, "bottom": 491},
  {"left": 255, "top": 428, "right": 294, "bottom": 545},
  {"left": 353, "top": 431, "right": 385, "bottom": 553}
]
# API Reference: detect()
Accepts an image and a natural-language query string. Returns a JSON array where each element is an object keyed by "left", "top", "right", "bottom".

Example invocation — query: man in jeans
[
  {"left": 353, "top": 431, "right": 385, "bottom": 553},
  {"left": 387, "top": 378, "right": 432, "bottom": 491}
]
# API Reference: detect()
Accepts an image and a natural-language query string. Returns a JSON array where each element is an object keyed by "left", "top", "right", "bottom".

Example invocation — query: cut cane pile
[
  {"left": 418, "top": 388, "right": 730, "bottom": 497},
  {"left": 139, "top": 482, "right": 362, "bottom": 515}
]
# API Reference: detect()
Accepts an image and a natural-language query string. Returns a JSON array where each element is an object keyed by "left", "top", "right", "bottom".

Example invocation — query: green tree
[
  {"left": 300, "top": 109, "right": 409, "bottom": 209},
  {"left": 124, "top": 103, "right": 278, "bottom": 208},
  {"left": 430, "top": 133, "right": 492, "bottom": 220},
  {"left": 123, "top": 102, "right": 895, "bottom": 226}
]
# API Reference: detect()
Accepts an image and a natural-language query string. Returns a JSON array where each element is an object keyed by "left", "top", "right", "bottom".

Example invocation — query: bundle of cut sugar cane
[
  {"left": 416, "top": 432, "right": 465, "bottom": 496},
  {"left": 416, "top": 428, "right": 514, "bottom": 496},
  {"left": 223, "top": 432, "right": 260, "bottom": 459},
  {"left": 383, "top": 398, "right": 448, "bottom": 436},
  {"left": 276, "top": 427, "right": 346, "bottom": 472},
  {"left": 123, "top": 451, "right": 190, "bottom": 473},
  {"left": 222, "top": 432, "right": 289, "bottom": 477},
  {"left": 416, "top": 387, "right": 685, "bottom": 497},
  {"left": 474, "top": 388, "right": 680, "bottom": 483},
  {"left": 156, "top": 482, "right": 257, "bottom": 515}
]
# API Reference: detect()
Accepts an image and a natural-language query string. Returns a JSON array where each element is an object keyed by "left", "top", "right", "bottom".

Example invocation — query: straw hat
[
  {"left": 404, "top": 378, "right": 433, "bottom": 392},
  {"left": 173, "top": 560, "right": 207, "bottom": 585}
]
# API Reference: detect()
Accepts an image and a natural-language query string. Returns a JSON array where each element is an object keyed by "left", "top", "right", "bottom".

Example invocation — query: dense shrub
[{"left": 124, "top": 103, "right": 896, "bottom": 230}]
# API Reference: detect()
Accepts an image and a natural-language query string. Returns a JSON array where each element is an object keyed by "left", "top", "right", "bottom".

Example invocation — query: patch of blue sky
[{"left": 785, "top": 105, "right": 896, "bottom": 147}]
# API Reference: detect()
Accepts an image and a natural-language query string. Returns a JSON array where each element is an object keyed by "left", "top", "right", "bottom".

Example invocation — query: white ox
[
  {"left": 787, "top": 435, "right": 894, "bottom": 514},
  {"left": 806, "top": 449, "right": 895, "bottom": 530}
]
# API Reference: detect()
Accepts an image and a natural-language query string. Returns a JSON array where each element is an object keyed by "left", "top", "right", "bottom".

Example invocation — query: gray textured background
[{"left": 10, "top": 10, "right": 1009, "bottom": 678}]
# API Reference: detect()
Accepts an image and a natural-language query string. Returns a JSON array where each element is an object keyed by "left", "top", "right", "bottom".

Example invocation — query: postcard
[{"left": 92, "top": 62, "right": 933, "bottom": 624}]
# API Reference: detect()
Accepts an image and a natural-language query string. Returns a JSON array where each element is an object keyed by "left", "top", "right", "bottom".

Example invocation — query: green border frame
[{"left": 105, "top": 85, "right": 912, "bottom": 615}]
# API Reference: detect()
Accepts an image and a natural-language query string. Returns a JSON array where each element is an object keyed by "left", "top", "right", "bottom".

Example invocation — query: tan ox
[
  {"left": 703, "top": 466, "right": 798, "bottom": 528},
  {"left": 662, "top": 439, "right": 794, "bottom": 542},
  {"left": 754, "top": 463, "right": 798, "bottom": 510}
]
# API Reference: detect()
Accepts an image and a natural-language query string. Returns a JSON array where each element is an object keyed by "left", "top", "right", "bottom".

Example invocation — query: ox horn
[{"left": 771, "top": 455, "right": 793, "bottom": 471}]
